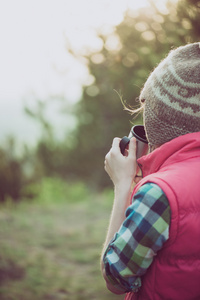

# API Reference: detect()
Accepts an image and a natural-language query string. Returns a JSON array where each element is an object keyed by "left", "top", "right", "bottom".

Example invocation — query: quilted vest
[{"left": 125, "top": 132, "right": 200, "bottom": 300}]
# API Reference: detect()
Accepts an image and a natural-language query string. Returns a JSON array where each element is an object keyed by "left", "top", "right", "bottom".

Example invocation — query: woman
[{"left": 101, "top": 42, "right": 200, "bottom": 300}]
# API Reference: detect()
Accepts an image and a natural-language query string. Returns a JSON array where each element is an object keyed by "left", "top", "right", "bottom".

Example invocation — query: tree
[
  {"left": 23, "top": 0, "right": 200, "bottom": 190},
  {"left": 64, "top": 0, "right": 200, "bottom": 188},
  {"left": 0, "top": 137, "right": 36, "bottom": 202}
]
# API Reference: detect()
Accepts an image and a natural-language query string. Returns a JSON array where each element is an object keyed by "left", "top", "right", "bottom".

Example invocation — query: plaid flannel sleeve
[{"left": 103, "top": 182, "right": 170, "bottom": 293}]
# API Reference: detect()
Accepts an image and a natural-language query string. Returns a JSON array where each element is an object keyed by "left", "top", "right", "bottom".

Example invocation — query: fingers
[
  {"left": 106, "top": 137, "right": 136, "bottom": 160},
  {"left": 104, "top": 137, "right": 138, "bottom": 184},
  {"left": 105, "top": 138, "right": 121, "bottom": 160},
  {"left": 104, "top": 159, "right": 108, "bottom": 173},
  {"left": 104, "top": 138, "right": 121, "bottom": 176},
  {"left": 111, "top": 137, "right": 121, "bottom": 152},
  {"left": 128, "top": 137, "right": 137, "bottom": 158}
]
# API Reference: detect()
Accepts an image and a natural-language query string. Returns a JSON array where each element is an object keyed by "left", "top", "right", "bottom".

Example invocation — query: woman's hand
[
  {"left": 104, "top": 137, "right": 137, "bottom": 187},
  {"left": 101, "top": 137, "right": 138, "bottom": 274}
]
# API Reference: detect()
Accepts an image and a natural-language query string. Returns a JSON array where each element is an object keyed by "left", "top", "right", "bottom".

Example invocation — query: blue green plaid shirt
[{"left": 103, "top": 182, "right": 170, "bottom": 293}]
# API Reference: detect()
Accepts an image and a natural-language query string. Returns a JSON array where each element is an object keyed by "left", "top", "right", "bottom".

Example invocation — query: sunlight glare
[
  {"left": 127, "top": 0, "right": 177, "bottom": 12},
  {"left": 0, "top": 0, "right": 178, "bottom": 144},
  {"left": 127, "top": 0, "right": 150, "bottom": 10}
]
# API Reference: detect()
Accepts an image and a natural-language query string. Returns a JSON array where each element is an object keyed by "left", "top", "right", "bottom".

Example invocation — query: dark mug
[{"left": 120, "top": 125, "right": 148, "bottom": 159}]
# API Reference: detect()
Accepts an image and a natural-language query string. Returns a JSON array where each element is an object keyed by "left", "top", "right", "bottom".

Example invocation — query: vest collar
[{"left": 138, "top": 132, "right": 200, "bottom": 178}]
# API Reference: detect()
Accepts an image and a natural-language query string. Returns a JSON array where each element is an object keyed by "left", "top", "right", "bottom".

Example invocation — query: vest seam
[
  {"left": 152, "top": 254, "right": 157, "bottom": 300},
  {"left": 163, "top": 179, "right": 180, "bottom": 249},
  {"left": 134, "top": 178, "right": 179, "bottom": 248}
]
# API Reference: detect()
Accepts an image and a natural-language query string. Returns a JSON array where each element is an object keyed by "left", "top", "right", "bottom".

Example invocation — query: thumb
[{"left": 128, "top": 137, "right": 137, "bottom": 158}]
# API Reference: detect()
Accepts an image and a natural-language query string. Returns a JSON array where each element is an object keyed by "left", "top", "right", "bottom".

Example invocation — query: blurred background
[{"left": 0, "top": 0, "right": 199, "bottom": 299}]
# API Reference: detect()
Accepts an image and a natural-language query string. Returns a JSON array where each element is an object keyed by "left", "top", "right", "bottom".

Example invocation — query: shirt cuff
[{"left": 103, "top": 239, "right": 142, "bottom": 293}]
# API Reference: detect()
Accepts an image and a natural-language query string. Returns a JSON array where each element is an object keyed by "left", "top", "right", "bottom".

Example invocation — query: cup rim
[{"left": 130, "top": 125, "right": 148, "bottom": 144}]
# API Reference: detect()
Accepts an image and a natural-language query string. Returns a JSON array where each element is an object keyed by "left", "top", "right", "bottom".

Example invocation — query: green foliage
[
  {"left": 177, "top": 0, "right": 200, "bottom": 40},
  {"left": 18, "top": 0, "right": 200, "bottom": 192},
  {"left": 28, "top": 177, "right": 90, "bottom": 204},
  {"left": 64, "top": 0, "right": 200, "bottom": 188}
]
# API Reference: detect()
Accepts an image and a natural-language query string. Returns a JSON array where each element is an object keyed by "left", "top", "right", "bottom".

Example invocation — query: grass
[{"left": 0, "top": 179, "right": 124, "bottom": 300}]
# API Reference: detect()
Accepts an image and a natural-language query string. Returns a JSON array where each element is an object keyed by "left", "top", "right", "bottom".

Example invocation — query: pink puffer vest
[{"left": 125, "top": 132, "right": 200, "bottom": 300}]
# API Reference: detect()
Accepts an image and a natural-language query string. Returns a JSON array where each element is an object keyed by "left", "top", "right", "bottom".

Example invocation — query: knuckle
[
  {"left": 114, "top": 137, "right": 120, "bottom": 142},
  {"left": 110, "top": 149, "right": 118, "bottom": 157},
  {"left": 105, "top": 153, "right": 110, "bottom": 160}
]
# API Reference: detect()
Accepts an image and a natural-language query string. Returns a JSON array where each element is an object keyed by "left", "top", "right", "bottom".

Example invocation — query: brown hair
[{"left": 115, "top": 89, "right": 145, "bottom": 118}]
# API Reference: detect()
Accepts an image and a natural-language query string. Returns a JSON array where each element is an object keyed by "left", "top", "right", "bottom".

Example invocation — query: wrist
[
  {"left": 114, "top": 178, "right": 133, "bottom": 193},
  {"left": 114, "top": 181, "right": 133, "bottom": 208}
]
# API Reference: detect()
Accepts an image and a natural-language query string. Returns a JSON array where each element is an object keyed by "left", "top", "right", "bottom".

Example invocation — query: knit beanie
[{"left": 139, "top": 42, "right": 200, "bottom": 146}]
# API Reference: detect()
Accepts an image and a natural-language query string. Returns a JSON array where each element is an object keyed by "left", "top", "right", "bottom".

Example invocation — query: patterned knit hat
[{"left": 139, "top": 42, "right": 200, "bottom": 146}]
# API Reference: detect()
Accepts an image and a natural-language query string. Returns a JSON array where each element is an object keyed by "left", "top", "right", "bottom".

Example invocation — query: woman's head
[{"left": 139, "top": 42, "right": 200, "bottom": 146}]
